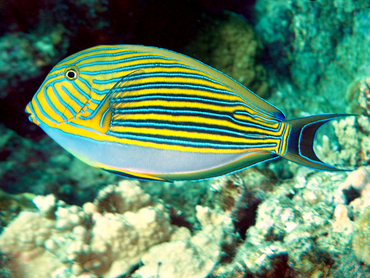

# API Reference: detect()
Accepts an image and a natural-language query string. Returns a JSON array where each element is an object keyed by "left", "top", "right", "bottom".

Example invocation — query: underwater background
[{"left": 1, "top": 0, "right": 370, "bottom": 277}]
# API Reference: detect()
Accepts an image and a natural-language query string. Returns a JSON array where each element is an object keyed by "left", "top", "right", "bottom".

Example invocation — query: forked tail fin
[{"left": 282, "top": 114, "right": 351, "bottom": 171}]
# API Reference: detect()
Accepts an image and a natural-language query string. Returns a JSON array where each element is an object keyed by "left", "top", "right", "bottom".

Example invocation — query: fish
[{"left": 25, "top": 45, "right": 348, "bottom": 182}]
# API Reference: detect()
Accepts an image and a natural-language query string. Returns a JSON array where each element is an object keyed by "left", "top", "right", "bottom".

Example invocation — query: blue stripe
[
  {"left": 90, "top": 99, "right": 101, "bottom": 104},
  {"left": 78, "top": 55, "right": 179, "bottom": 69},
  {"left": 112, "top": 95, "right": 275, "bottom": 124},
  {"left": 77, "top": 78, "right": 93, "bottom": 97},
  {"left": 278, "top": 123, "right": 287, "bottom": 155},
  {"left": 54, "top": 49, "right": 146, "bottom": 69},
  {"left": 85, "top": 67, "right": 279, "bottom": 123},
  {"left": 33, "top": 73, "right": 64, "bottom": 98},
  {"left": 107, "top": 131, "right": 277, "bottom": 149},
  {"left": 72, "top": 82, "right": 90, "bottom": 100},
  {"left": 33, "top": 96, "right": 60, "bottom": 126},
  {"left": 100, "top": 107, "right": 111, "bottom": 128},
  {"left": 79, "top": 63, "right": 198, "bottom": 76},
  {"left": 79, "top": 91, "right": 113, "bottom": 121},
  {"left": 78, "top": 75, "right": 130, "bottom": 121},
  {"left": 44, "top": 89, "right": 68, "bottom": 122},
  {"left": 67, "top": 122, "right": 106, "bottom": 134},
  {"left": 234, "top": 110, "right": 279, "bottom": 124},
  {"left": 114, "top": 94, "right": 245, "bottom": 107},
  {"left": 112, "top": 121, "right": 282, "bottom": 140},
  {"left": 55, "top": 46, "right": 283, "bottom": 122},
  {"left": 93, "top": 71, "right": 224, "bottom": 87},
  {"left": 115, "top": 108, "right": 282, "bottom": 132},
  {"left": 143, "top": 45, "right": 283, "bottom": 119},
  {"left": 51, "top": 45, "right": 284, "bottom": 125},
  {"left": 51, "top": 86, "right": 77, "bottom": 116},
  {"left": 282, "top": 124, "right": 291, "bottom": 157},
  {"left": 93, "top": 82, "right": 243, "bottom": 97},
  {"left": 61, "top": 85, "right": 85, "bottom": 107},
  {"left": 236, "top": 87, "right": 284, "bottom": 121}
]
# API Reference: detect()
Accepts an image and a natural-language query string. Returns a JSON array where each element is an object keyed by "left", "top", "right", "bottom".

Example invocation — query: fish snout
[{"left": 25, "top": 101, "right": 40, "bottom": 125}]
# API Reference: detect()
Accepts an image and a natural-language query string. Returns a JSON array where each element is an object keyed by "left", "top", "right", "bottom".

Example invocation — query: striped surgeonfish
[{"left": 26, "top": 45, "right": 348, "bottom": 182}]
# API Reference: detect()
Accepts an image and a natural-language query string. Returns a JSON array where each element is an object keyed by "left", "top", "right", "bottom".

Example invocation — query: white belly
[{"left": 41, "top": 124, "right": 252, "bottom": 174}]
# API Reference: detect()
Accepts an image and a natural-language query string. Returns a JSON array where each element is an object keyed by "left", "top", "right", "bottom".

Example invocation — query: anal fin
[{"left": 103, "top": 167, "right": 169, "bottom": 182}]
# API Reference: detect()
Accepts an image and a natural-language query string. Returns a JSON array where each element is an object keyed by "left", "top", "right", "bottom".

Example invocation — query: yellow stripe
[
  {"left": 233, "top": 113, "right": 281, "bottom": 128},
  {"left": 112, "top": 113, "right": 285, "bottom": 136},
  {"left": 110, "top": 126, "right": 280, "bottom": 144},
  {"left": 114, "top": 86, "right": 239, "bottom": 102},
  {"left": 53, "top": 120, "right": 279, "bottom": 153},
  {"left": 278, "top": 122, "right": 291, "bottom": 156},
  {"left": 123, "top": 99, "right": 237, "bottom": 111},
  {"left": 80, "top": 57, "right": 188, "bottom": 73}
]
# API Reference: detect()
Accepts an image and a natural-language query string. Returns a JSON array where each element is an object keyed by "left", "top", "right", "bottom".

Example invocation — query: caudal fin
[{"left": 283, "top": 114, "right": 351, "bottom": 171}]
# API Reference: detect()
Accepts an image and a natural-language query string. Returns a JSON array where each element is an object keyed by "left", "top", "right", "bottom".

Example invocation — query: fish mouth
[{"left": 25, "top": 101, "right": 40, "bottom": 125}]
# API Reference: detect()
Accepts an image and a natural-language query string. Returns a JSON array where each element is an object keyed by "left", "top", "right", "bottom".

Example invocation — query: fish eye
[{"left": 64, "top": 66, "right": 79, "bottom": 81}]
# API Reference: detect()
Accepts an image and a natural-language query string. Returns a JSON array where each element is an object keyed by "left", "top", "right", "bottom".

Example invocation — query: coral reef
[
  {"left": 0, "top": 180, "right": 234, "bottom": 278},
  {"left": 133, "top": 206, "right": 235, "bottom": 278},
  {"left": 332, "top": 204, "right": 353, "bottom": 233},
  {"left": 210, "top": 168, "right": 276, "bottom": 239},
  {"left": 254, "top": 0, "right": 370, "bottom": 116},
  {"left": 210, "top": 168, "right": 370, "bottom": 277},
  {"left": 0, "top": 181, "right": 172, "bottom": 277},
  {"left": 334, "top": 165, "right": 370, "bottom": 273},
  {"left": 314, "top": 78, "right": 370, "bottom": 169},
  {"left": 5, "top": 168, "right": 370, "bottom": 277}
]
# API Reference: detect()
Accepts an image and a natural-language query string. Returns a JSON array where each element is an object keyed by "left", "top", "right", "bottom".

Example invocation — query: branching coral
[
  {"left": 0, "top": 180, "right": 235, "bottom": 278},
  {"left": 0, "top": 180, "right": 172, "bottom": 278},
  {"left": 211, "top": 170, "right": 359, "bottom": 277},
  {"left": 133, "top": 206, "right": 235, "bottom": 278},
  {"left": 314, "top": 78, "right": 370, "bottom": 169}
]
